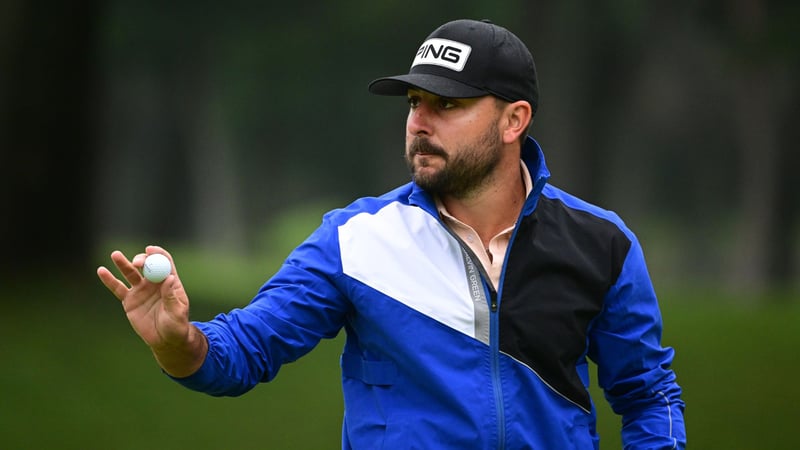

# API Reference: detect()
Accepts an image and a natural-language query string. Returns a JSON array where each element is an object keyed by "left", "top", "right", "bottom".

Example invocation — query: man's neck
[{"left": 440, "top": 161, "right": 527, "bottom": 247}]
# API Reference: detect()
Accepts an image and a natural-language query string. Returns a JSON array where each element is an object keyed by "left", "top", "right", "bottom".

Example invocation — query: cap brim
[{"left": 368, "top": 73, "right": 488, "bottom": 99}]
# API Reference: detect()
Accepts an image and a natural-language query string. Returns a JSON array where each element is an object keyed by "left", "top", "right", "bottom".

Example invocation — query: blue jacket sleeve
[
  {"left": 172, "top": 218, "right": 350, "bottom": 397},
  {"left": 588, "top": 235, "right": 686, "bottom": 449}
]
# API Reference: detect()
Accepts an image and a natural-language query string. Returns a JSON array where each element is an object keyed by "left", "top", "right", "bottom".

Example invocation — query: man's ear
[{"left": 502, "top": 101, "right": 532, "bottom": 144}]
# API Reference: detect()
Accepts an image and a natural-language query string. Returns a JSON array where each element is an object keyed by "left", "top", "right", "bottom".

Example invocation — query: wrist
[{"left": 151, "top": 325, "right": 208, "bottom": 378}]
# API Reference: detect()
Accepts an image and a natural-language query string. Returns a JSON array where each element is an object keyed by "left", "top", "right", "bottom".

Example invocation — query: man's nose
[{"left": 407, "top": 104, "right": 433, "bottom": 137}]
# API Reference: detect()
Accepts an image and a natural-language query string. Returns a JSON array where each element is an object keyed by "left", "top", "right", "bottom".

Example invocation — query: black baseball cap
[{"left": 368, "top": 19, "right": 539, "bottom": 114}]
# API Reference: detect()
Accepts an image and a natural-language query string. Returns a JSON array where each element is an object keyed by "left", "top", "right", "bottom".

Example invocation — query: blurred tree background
[
  {"left": 2, "top": 0, "right": 798, "bottom": 293},
  {"left": 1, "top": 0, "right": 799, "bottom": 449}
]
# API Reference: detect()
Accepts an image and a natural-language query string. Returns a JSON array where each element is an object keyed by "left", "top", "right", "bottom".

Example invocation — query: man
[{"left": 98, "top": 19, "right": 686, "bottom": 449}]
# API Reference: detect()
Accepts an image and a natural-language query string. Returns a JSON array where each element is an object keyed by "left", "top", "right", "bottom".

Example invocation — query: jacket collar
[{"left": 520, "top": 136, "right": 551, "bottom": 215}]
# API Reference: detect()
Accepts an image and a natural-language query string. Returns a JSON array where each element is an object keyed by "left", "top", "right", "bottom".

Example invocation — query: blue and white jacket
[{"left": 176, "top": 137, "right": 686, "bottom": 449}]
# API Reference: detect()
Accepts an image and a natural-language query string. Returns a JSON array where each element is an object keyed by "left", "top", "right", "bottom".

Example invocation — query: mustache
[{"left": 408, "top": 137, "right": 447, "bottom": 158}]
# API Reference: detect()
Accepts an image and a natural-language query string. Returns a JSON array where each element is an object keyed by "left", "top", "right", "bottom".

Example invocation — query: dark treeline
[{"left": 2, "top": 1, "right": 798, "bottom": 295}]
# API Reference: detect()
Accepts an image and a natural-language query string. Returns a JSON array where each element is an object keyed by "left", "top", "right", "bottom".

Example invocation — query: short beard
[{"left": 406, "top": 125, "right": 503, "bottom": 199}]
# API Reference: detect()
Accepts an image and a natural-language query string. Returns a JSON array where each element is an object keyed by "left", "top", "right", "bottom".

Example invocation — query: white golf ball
[{"left": 143, "top": 253, "right": 171, "bottom": 283}]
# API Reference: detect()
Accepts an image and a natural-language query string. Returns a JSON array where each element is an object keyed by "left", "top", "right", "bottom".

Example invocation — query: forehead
[{"left": 406, "top": 88, "right": 497, "bottom": 105}]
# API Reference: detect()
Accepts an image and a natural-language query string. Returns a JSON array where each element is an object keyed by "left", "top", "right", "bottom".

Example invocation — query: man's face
[{"left": 404, "top": 89, "right": 503, "bottom": 199}]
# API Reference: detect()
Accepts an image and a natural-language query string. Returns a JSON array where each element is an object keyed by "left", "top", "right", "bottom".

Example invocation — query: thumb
[{"left": 161, "top": 274, "right": 190, "bottom": 312}]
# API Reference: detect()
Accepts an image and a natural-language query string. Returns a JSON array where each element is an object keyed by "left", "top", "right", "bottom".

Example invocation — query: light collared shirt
[{"left": 436, "top": 161, "right": 533, "bottom": 289}]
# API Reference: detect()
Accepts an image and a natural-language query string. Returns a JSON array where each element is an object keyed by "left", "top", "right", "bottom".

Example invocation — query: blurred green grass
[
  {"left": 0, "top": 280, "right": 345, "bottom": 450},
  {"left": 592, "top": 292, "right": 800, "bottom": 449}
]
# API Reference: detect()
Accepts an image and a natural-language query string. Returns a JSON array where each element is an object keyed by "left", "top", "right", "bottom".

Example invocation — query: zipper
[
  {"left": 437, "top": 221, "right": 507, "bottom": 448},
  {"left": 488, "top": 288, "right": 505, "bottom": 449}
]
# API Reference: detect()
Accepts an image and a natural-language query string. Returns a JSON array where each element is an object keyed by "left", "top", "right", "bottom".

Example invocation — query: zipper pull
[{"left": 490, "top": 291, "right": 498, "bottom": 312}]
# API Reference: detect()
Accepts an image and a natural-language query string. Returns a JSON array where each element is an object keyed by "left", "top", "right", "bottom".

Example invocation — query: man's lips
[
  {"left": 411, "top": 149, "right": 446, "bottom": 157},
  {"left": 408, "top": 137, "right": 447, "bottom": 159}
]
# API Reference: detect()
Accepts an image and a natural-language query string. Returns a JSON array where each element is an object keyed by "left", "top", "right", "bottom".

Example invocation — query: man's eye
[
  {"left": 407, "top": 97, "right": 420, "bottom": 108},
  {"left": 438, "top": 98, "right": 456, "bottom": 109}
]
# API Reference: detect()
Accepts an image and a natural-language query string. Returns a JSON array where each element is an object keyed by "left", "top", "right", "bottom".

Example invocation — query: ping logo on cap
[{"left": 411, "top": 38, "right": 472, "bottom": 72}]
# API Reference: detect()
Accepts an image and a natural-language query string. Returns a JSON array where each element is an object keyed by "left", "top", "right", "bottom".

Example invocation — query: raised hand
[{"left": 97, "top": 245, "right": 207, "bottom": 377}]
